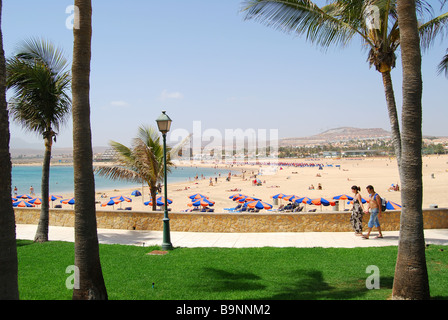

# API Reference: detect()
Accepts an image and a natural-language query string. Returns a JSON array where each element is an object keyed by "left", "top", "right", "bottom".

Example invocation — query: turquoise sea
[{"left": 11, "top": 165, "right": 233, "bottom": 197}]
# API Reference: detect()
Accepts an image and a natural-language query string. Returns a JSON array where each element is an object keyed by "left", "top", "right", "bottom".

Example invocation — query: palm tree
[
  {"left": 0, "top": 0, "right": 19, "bottom": 299},
  {"left": 242, "top": 0, "right": 445, "bottom": 300},
  {"left": 71, "top": 0, "right": 107, "bottom": 300},
  {"left": 392, "top": 0, "right": 429, "bottom": 300},
  {"left": 6, "top": 37, "right": 71, "bottom": 243},
  {"left": 94, "top": 125, "right": 177, "bottom": 211},
  {"left": 241, "top": 0, "right": 447, "bottom": 171}
]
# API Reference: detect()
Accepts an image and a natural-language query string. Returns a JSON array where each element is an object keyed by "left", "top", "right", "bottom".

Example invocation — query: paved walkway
[{"left": 16, "top": 224, "right": 448, "bottom": 248}]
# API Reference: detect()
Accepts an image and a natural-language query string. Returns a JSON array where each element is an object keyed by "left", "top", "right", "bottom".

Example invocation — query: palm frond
[
  {"left": 94, "top": 165, "right": 142, "bottom": 184},
  {"left": 241, "top": 0, "right": 367, "bottom": 49},
  {"left": 437, "top": 50, "right": 448, "bottom": 77},
  {"left": 419, "top": 11, "right": 448, "bottom": 50}
]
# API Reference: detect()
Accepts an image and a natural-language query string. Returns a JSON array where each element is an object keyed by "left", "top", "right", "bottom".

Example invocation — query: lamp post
[{"left": 156, "top": 110, "right": 173, "bottom": 251}]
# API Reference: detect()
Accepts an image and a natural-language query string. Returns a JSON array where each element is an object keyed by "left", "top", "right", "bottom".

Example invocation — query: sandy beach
[{"left": 46, "top": 155, "right": 448, "bottom": 213}]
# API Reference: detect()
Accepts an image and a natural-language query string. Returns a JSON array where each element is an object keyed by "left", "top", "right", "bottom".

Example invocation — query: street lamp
[{"left": 156, "top": 110, "right": 173, "bottom": 251}]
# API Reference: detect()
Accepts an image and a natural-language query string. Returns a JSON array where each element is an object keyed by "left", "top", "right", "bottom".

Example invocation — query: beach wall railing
[{"left": 14, "top": 207, "right": 448, "bottom": 233}]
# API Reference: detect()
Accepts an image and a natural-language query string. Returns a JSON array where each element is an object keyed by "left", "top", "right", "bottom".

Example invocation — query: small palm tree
[
  {"left": 6, "top": 37, "right": 71, "bottom": 243},
  {"left": 95, "top": 125, "right": 177, "bottom": 211}
]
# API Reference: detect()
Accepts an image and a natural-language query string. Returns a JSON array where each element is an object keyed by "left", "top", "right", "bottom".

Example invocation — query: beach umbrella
[
  {"left": 229, "top": 193, "right": 245, "bottom": 200},
  {"left": 307, "top": 198, "right": 336, "bottom": 210},
  {"left": 333, "top": 194, "right": 354, "bottom": 201},
  {"left": 131, "top": 190, "right": 142, "bottom": 197},
  {"left": 60, "top": 197, "right": 75, "bottom": 205},
  {"left": 283, "top": 195, "right": 301, "bottom": 202},
  {"left": 189, "top": 198, "right": 215, "bottom": 207},
  {"left": 49, "top": 195, "right": 62, "bottom": 208},
  {"left": 157, "top": 196, "right": 172, "bottom": 204},
  {"left": 190, "top": 193, "right": 208, "bottom": 200},
  {"left": 17, "top": 194, "right": 33, "bottom": 199},
  {"left": 144, "top": 200, "right": 165, "bottom": 206},
  {"left": 385, "top": 201, "right": 402, "bottom": 210},
  {"left": 13, "top": 200, "right": 35, "bottom": 207},
  {"left": 28, "top": 198, "right": 42, "bottom": 205},
  {"left": 111, "top": 195, "right": 132, "bottom": 202},
  {"left": 333, "top": 194, "right": 353, "bottom": 210},
  {"left": 271, "top": 193, "right": 288, "bottom": 199},
  {"left": 347, "top": 197, "right": 367, "bottom": 204},
  {"left": 235, "top": 195, "right": 260, "bottom": 203},
  {"left": 245, "top": 200, "right": 273, "bottom": 210},
  {"left": 102, "top": 198, "right": 121, "bottom": 208},
  {"left": 294, "top": 197, "right": 312, "bottom": 204}
]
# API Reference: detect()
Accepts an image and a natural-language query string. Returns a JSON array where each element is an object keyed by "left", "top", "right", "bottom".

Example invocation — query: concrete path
[{"left": 15, "top": 224, "right": 448, "bottom": 248}]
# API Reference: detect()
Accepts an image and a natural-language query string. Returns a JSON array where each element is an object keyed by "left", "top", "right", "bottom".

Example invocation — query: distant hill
[{"left": 280, "top": 127, "right": 391, "bottom": 146}]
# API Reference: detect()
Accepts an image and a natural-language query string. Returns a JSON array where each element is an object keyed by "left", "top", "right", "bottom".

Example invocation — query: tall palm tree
[
  {"left": 241, "top": 0, "right": 444, "bottom": 300},
  {"left": 71, "top": 0, "right": 107, "bottom": 300},
  {"left": 393, "top": 0, "right": 429, "bottom": 300},
  {"left": 95, "top": 125, "right": 177, "bottom": 211},
  {"left": 241, "top": 0, "right": 447, "bottom": 171},
  {"left": 0, "top": 0, "right": 19, "bottom": 300},
  {"left": 6, "top": 38, "right": 71, "bottom": 243}
]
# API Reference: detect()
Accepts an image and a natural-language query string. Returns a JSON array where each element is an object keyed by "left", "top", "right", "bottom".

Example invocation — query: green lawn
[{"left": 16, "top": 240, "right": 448, "bottom": 300}]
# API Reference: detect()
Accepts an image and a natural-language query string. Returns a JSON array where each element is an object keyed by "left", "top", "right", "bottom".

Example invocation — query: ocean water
[{"left": 11, "top": 165, "right": 234, "bottom": 197}]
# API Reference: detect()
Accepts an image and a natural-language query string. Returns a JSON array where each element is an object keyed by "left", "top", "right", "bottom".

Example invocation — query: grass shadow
[
  {"left": 198, "top": 267, "right": 266, "bottom": 293},
  {"left": 260, "top": 269, "right": 371, "bottom": 300}
]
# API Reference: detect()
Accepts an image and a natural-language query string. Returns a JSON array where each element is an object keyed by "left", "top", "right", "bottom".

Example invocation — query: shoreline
[{"left": 12, "top": 155, "right": 448, "bottom": 213}]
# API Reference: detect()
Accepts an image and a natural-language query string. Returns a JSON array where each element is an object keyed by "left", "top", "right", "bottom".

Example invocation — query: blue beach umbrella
[
  {"left": 144, "top": 200, "right": 165, "bottom": 206},
  {"left": 244, "top": 200, "right": 273, "bottom": 210},
  {"left": 157, "top": 196, "right": 173, "bottom": 204},
  {"left": 333, "top": 194, "right": 354, "bottom": 201},
  {"left": 60, "top": 198, "right": 75, "bottom": 205},
  {"left": 190, "top": 198, "right": 215, "bottom": 207},
  {"left": 111, "top": 195, "right": 132, "bottom": 203},
  {"left": 102, "top": 198, "right": 120, "bottom": 208},
  {"left": 190, "top": 193, "right": 208, "bottom": 200},
  {"left": 229, "top": 193, "right": 245, "bottom": 200},
  {"left": 131, "top": 190, "right": 142, "bottom": 197},
  {"left": 272, "top": 193, "right": 288, "bottom": 199},
  {"left": 13, "top": 200, "right": 34, "bottom": 207},
  {"left": 385, "top": 201, "right": 402, "bottom": 210}
]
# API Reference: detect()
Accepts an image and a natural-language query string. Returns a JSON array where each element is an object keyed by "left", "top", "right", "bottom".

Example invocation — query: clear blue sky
[{"left": 3, "top": 0, "right": 447, "bottom": 149}]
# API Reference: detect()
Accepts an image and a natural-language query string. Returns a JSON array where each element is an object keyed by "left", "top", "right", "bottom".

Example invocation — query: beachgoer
[
  {"left": 363, "top": 185, "right": 383, "bottom": 239},
  {"left": 13, "top": 186, "right": 18, "bottom": 196},
  {"left": 30, "top": 185, "right": 34, "bottom": 196},
  {"left": 350, "top": 186, "right": 364, "bottom": 236}
]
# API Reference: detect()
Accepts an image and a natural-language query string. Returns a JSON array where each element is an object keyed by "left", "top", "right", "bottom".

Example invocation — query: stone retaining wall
[{"left": 14, "top": 208, "right": 448, "bottom": 233}]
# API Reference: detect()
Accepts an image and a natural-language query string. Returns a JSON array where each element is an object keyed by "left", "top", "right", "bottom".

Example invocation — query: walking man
[{"left": 363, "top": 185, "right": 383, "bottom": 239}]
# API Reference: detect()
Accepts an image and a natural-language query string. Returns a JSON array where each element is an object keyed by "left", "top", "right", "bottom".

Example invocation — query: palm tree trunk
[
  {"left": 150, "top": 185, "right": 157, "bottom": 211},
  {"left": 72, "top": 0, "right": 107, "bottom": 300},
  {"left": 381, "top": 71, "right": 402, "bottom": 170},
  {"left": 0, "top": 0, "right": 19, "bottom": 299},
  {"left": 34, "top": 134, "right": 52, "bottom": 242},
  {"left": 392, "top": 0, "right": 429, "bottom": 300}
]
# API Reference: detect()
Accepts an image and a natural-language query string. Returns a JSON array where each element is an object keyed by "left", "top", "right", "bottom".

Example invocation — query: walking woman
[{"left": 350, "top": 186, "right": 364, "bottom": 236}]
